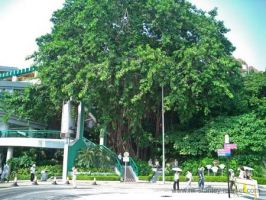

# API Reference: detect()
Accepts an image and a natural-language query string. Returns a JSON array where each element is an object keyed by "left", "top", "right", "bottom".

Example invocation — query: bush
[
  {"left": 11, "top": 165, "right": 62, "bottom": 180},
  {"left": 138, "top": 175, "right": 266, "bottom": 184},
  {"left": 136, "top": 160, "right": 152, "bottom": 176},
  {"left": 76, "top": 175, "right": 120, "bottom": 181}
]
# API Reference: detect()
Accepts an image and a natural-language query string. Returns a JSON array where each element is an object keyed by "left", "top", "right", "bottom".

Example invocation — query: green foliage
[
  {"left": 10, "top": 165, "right": 62, "bottom": 180},
  {"left": 31, "top": 0, "right": 241, "bottom": 156},
  {"left": 7, "top": 154, "right": 34, "bottom": 172},
  {"left": 170, "top": 113, "right": 266, "bottom": 159},
  {"left": 136, "top": 160, "right": 153, "bottom": 176},
  {"left": 75, "top": 146, "right": 117, "bottom": 170},
  {"left": 76, "top": 175, "right": 120, "bottom": 181},
  {"left": 0, "top": 85, "right": 61, "bottom": 124},
  {"left": 139, "top": 176, "right": 266, "bottom": 184},
  {"left": 244, "top": 72, "right": 266, "bottom": 118}
]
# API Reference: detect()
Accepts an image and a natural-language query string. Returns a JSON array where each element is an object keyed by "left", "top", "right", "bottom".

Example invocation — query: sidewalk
[{"left": 0, "top": 179, "right": 264, "bottom": 200}]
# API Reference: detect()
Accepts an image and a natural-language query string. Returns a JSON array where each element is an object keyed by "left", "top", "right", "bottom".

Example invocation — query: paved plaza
[{"left": 0, "top": 180, "right": 265, "bottom": 200}]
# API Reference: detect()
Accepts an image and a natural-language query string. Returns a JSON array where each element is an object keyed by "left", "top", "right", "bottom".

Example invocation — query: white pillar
[
  {"left": 61, "top": 100, "right": 73, "bottom": 182},
  {"left": 61, "top": 101, "right": 74, "bottom": 138},
  {"left": 12, "top": 76, "right": 18, "bottom": 82},
  {"left": 62, "top": 142, "right": 69, "bottom": 182},
  {"left": 100, "top": 137, "right": 104, "bottom": 145},
  {"left": 34, "top": 71, "right": 38, "bottom": 78},
  {"left": 6, "top": 147, "right": 14, "bottom": 161}
]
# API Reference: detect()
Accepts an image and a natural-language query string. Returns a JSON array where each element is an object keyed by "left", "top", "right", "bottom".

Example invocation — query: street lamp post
[
  {"left": 225, "top": 134, "right": 230, "bottom": 198},
  {"left": 162, "top": 86, "right": 165, "bottom": 184}
]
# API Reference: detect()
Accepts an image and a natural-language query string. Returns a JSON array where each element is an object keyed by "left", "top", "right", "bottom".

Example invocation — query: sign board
[
  {"left": 123, "top": 157, "right": 129, "bottom": 162},
  {"left": 124, "top": 152, "right": 129, "bottom": 157},
  {"left": 217, "top": 149, "right": 231, "bottom": 157},
  {"left": 224, "top": 143, "right": 237, "bottom": 149}
]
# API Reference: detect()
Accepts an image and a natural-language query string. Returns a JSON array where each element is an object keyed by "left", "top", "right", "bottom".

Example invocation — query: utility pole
[{"left": 162, "top": 86, "right": 165, "bottom": 184}]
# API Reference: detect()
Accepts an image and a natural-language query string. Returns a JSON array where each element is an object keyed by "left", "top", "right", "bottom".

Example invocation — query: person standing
[
  {"left": 239, "top": 166, "right": 246, "bottom": 179},
  {"left": 229, "top": 169, "right": 237, "bottom": 191},
  {"left": 72, "top": 166, "right": 78, "bottom": 188},
  {"left": 30, "top": 164, "right": 36, "bottom": 182},
  {"left": 185, "top": 170, "right": 193, "bottom": 189},
  {"left": 1, "top": 163, "right": 9, "bottom": 182},
  {"left": 0, "top": 166, "right": 2, "bottom": 179},
  {"left": 173, "top": 171, "right": 180, "bottom": 191},
  {"left": 198, "top": 167, "right": 205, "bottom": 189}
]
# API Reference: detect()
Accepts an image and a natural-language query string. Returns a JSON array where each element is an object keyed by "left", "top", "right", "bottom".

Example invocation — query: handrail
[
  {"left": 0, "top": 66, "right": 37, "bottom": 79},
  {"left": 129, "top": 157, "right": 139, "bottom": 176},
  {"left": 0, "top": 130, "right": 60, "bottom": 139},
  {"left": 83, "top": 138, "right": 97, "bottom": 147},
  {"left": 99, "top": 145, "right": 123, "bottom": 176}
]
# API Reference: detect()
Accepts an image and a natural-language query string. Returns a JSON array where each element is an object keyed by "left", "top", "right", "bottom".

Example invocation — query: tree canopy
[{"left": 28, "top": 0, "right": 242, "bottom": 155}]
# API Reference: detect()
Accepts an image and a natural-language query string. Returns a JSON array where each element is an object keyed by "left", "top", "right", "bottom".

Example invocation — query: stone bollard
[
  {"left": 65, "top": 176, "right": 70, "bottom": 185},
  {"left": 52, "top": 176, "right": 57, "bottom": 185},
  {"left": 32, "top": 175, "right": 38, "bottom": 185},
  {"left": 12, "top": 176, "right": 19, "bottom": 187},
  {"left": 92, "top": 177, "right": 97, "bottom": 185}
]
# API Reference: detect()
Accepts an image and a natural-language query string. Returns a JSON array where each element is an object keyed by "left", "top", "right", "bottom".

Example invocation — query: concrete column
[
  {"left": 99, "top": 127, "right": 107, "bottom": 146},
  {"left": 34, "top": 71, "right": 38, "bottom": 78},
  {"left": 61, "top": 101, "right": 74, "bottom": 138},
  {"left": 62, "top": 142, "right": 69, "bottom": 183},
  {"left": 12, "top": 76, "right": 18, "bottom": 82},
  {"left": 76, "top": 102, "right": 84, "bottom": 140},
  {"left": 6, "top": 147, "right": 14, "bottom": 161}
]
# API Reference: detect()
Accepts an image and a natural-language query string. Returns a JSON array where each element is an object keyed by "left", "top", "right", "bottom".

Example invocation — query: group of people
[
  {"left": 172, "top": 166, "right": 210, "bottom": 191},
  {"left": 173, "top": 166, "right": 251, "bottom": 191},
  {"left": 0, "top": 163, "right": 37, "bottom": 183},
  {"left": 173, "top": 170, "right": 193, "bottom": 191}
]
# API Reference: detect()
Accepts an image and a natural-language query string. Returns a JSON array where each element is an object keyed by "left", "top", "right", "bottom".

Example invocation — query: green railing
[
  {"left": 99, "top": 145, "right": 123, "bottom": 176},
  {"left": 0, "top": 130, "right": 60, "bottom": 139},
  {"left": 83, "top": 138, "right": 98, "bottom": 148},
  {"left": 129, "top": 157, "right": 139, "bottom": 176},
  {"left": 0, "top": 66, "right": 37, "bottom": 79}
]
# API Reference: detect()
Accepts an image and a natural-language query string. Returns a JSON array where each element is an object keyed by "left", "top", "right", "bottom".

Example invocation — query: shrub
[
  {"left": 136, "top": 160, "right": 153, "bottom": 176},
  {"left": 11, "top": 165, "right": 62, "bottom": 180},
  {"left": 76, "top": 175, "right": 120, "bottom": 181}
]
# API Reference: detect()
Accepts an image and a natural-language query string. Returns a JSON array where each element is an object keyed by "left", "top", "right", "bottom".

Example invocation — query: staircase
[{"left": 123, "top": 166, "right": 137, "bottom": 182}]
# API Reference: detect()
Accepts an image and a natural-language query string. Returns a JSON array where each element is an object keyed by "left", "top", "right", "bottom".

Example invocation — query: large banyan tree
[{"left": 33, "top": 0, "right": 241, "bottom": 158}]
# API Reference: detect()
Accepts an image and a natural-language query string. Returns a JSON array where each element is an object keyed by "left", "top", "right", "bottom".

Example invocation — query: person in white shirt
[
  {"left": 185, "top": 171, "right": 193, "bottom": 189},
  {"left": 173, "top": 171, "right": 180, "bottom": 191},
  {"left": 72, "top": 166, "right": 78, "bottom": 188},
  {"left": 239, "top": 167, "right": 246, "bottom": 179},
  {"left": 30, "top": 164, "right": 36, "bottom": 182}
]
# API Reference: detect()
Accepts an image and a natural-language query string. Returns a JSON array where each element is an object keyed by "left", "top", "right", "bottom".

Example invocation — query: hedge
[{"left": 138, "top": 176, "right": 266, "bottom": 184}]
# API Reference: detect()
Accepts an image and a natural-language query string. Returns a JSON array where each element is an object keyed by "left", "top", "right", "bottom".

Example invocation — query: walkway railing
[
  {"left": 129, "top": 157, "right": 139, "bottom": 176},
  {"left": 99, "top": 145, "right": 123, "bottom": 176},
  {"left": 0, "top": 130, "right": 61, "bottom": 139},
  {"left": 0, "top": 66, "right": 37, "bottom": 79}
]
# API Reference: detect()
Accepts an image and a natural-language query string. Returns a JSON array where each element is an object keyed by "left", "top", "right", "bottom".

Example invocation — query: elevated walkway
[
  {"left": 0, "top": 66, "right": 36, "bottom": 79},
  {"left": 0, "top": 130, "right": 64, "bottom": 149},
  {"left": 0, "top": 137, "right": 65, "bottom": 148}
]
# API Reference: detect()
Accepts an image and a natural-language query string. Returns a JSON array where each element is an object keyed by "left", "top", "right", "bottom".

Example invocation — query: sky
[
  {"left": 0, "top": 0, "right": 265, "bottom": 71},
  {"left": 189, "top": 0, "right": 266, "bottom": 71}
]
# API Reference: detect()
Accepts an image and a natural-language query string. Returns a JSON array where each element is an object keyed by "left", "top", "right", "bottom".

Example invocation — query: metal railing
[
  {"left": 99, "top": 145, "right": 123, "bottom": 176},
  {"left": 0, "top": 66, "right": 37, "bottom": 79},
  {"left": 129, "top": 157, "right": 139, "bottom": 176},
  {"left": 0, "top": 130, "right": 61, "bottom": 139}
]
